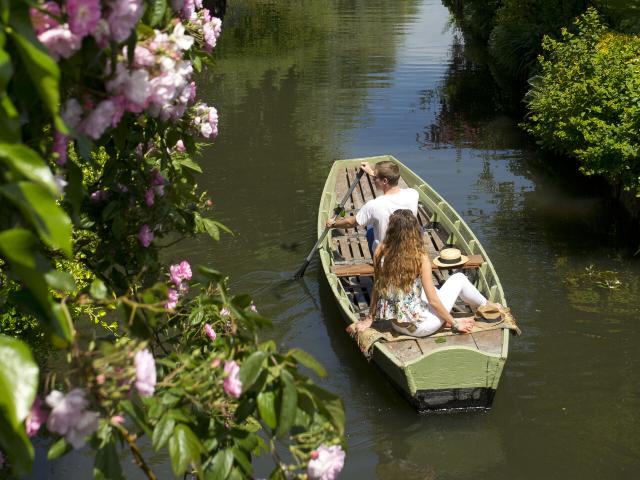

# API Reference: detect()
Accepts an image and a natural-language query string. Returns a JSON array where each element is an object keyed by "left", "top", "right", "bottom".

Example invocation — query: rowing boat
[{"left": 317, "top": 155, "right": 511, "bottom": 412}]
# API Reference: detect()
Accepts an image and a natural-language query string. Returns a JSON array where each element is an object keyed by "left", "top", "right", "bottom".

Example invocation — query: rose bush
[{"left": 0, "top": 1, "right": 345, "bottom": 478}]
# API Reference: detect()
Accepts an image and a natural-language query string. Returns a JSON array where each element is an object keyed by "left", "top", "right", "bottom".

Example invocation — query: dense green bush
[{"left": 524, "top": 8, "right": 640, "bottom": 196}]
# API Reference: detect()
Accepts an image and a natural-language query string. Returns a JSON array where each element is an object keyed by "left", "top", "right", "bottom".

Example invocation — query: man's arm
[
  {"left": 360, "top": 161, "right": 375, "bottom": 176},
  {"left": 326, "top": 216, "right": 358, "bottom": 229}
]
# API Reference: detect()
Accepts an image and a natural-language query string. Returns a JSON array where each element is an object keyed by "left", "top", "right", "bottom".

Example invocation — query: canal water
[{"left": 35, "top": 0, "right": 640, "bottom": 478}]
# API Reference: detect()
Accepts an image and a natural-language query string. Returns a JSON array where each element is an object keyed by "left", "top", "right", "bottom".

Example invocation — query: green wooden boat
[{"left": 317, "top": 156, "right": 510, "bottom": 412}]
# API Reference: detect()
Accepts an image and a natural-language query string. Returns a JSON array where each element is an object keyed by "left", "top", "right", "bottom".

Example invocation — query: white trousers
[{"left": 393, "top": 272, "right": 487, "bottom": 337}]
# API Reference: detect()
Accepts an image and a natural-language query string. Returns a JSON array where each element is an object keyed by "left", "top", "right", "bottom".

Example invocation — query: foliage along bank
[
  {"left": 443, "top": 0, "right": 640, "bottom": 205},
  {"left": 0, "top": 1, "right": 345, "bottom": 479}
]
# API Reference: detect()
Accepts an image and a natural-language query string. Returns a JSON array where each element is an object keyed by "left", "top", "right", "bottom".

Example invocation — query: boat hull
[{"left": 318, "top": 156, "right": 509, "bottom": 412}]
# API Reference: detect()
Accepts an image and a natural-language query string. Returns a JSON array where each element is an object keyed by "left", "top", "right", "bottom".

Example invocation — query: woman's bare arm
[{"left": 420, "top": 254, "right": 456, "bottom": 328}]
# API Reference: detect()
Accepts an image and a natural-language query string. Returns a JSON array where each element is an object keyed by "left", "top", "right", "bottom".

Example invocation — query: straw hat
[
  {"left": 433, "top": 247, "right": 469, "bottom": 268},
  {"left": 475, "top": 303, "right": 503, "bottom": 322}
]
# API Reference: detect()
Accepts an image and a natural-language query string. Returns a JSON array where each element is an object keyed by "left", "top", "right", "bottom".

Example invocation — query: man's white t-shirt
[{"left": 355, "top": 188, "right": 419, "bottom": 252}]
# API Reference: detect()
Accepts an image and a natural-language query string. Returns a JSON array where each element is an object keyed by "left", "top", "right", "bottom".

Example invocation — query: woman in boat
[{"left": 351, "top": 209, "right": 491, "bottom": 337}]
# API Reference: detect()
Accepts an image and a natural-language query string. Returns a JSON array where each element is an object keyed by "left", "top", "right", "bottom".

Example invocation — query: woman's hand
[
  {"left": 452, "top": 317, "right": 475, "bottom": 333},
  {"left": 346, "top": 315, "right": 373, "bottom": 336}
]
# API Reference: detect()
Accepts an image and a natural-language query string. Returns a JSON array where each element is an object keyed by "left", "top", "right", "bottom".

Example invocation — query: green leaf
[
  {"left": 275, "top": 370, "right": 297, "bottom": 438},
  {"left": 120, "top": 400, "right": 153, "bottom": 438},
  {"left": 234, "top": 397, "right": 256, "bottom": 423},
  {"left": 94, "top": 439, "right": 124, "bottom": 480},
  {"left": 90, "top": 279, "right": 108, "bottom": 300},
  {"left": 0, "top": 143, "right": 58, "bottom": 195},
  {"left": 231, "top": 447, "right": 252, "bottom": 475},
  {"left": 0, "top": 335, "right": 39, "bottom": 427},
  {"left": 168, "top": 424, "right": 204, "bottom": 477},
  {"left": 178, "top": 157, "right": 202, "bottom": 173},
  {"left": 50, "top": 303, "right": 75, "bottom": 345},
  {"left": 0, "top": 336, "right": 38, "bottom": 474},
  {"left": 228, "top": 467, "right": 244, "bottom": 480},
  {"left": 302, "top": 384, "right": 345, "bottom": 436},
  {"left": 0, "top": 181, "right": 72, "bottom": 256},
  {"left": 152, "top": 415, "right": 175, "bottom": 451},
  {"left": 146, "top": 0, "right": 167, "bottom": 26},
  {"left": 44, "top": 270, "right": 76, "bottom": 292},
  {"left": 0, "top": 34, "right": 13, "bottom": 90},
  {"left": 286, "top": 348, "right": 327, "bottom": 377},
  {"left": 7, "top": 10, "right": 66, "bottom": 133},
  {"left": 0, "top": 43, "right": 20, "bottom": 142},
  {"left": 231, "top": 294, "right": 252, "bottom": 309},
  {"left": 197, "top": 265, "right": 223, "bottom": 283},
  {"left": 64, "top": 161, "right": 84, "bottom": 217},
  {"left": 0, "top": 413, "right": 33, "bottom": 475},
  {"left": 256, "top": 391, "right": 276, "bottom": 429},
  {"left": 205, "top": 449, "right": 233, "bottom": 480},
  {"left": 47, "top": 437, "right": 71, "bottom": 460},
  {"left": 192, "top": 55, "right": 202, "bottom": 72},
  {"left": 0, "top": 228, "right": 37, "bottom": 269},
  {"left": 239, "top": 351, "right": 267, "bottom": 393},
  {"left": 201, "top": 218, "right": 219, "bottom": 241}
]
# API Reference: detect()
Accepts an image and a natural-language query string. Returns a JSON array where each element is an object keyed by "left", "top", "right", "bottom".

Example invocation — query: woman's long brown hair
[{"left": 373, "top": 209, "right": 424, "bottom": 296}]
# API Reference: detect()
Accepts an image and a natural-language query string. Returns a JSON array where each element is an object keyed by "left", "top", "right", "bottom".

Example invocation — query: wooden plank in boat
[
  {"left": 471, "top": 329, "right": 503, "bottom": 356},
  {"left": 330, "top": 255, "right": 484, "bottom": 277},
  {"left": 334, "top": 167, "right": 350, "bottom": 206},
  {"left": 334, "top": 235, "right": 352, "bottom": 261},
  {"left": 349, "top": 236, "right": 363, "bottom": 260},
  {"left": 346, "top": 166, "right": 366, "bottom": 210},
  {"left": 362, "top": 174, "right": 377, "bottom": 201},
  {"left": 384, "top": 339, "right": 423, "bottom": 364},
  {"left": 359, "top": 237, "right": 372, "bottom": 261}
]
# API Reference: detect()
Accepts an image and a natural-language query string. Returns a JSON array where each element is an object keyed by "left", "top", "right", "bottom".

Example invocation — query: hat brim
[{"left": 432, "top": 254, "right": 469, "bottom": 268}]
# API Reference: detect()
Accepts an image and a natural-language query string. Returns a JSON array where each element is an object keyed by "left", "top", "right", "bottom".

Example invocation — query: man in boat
[{"left": 325, "top": 160, "right": 419, "bottom": 255}]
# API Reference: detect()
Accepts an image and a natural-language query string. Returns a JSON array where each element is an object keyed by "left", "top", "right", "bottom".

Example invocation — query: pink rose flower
[
  {"left": 223, "top": 361, "right": 242, "bottom": 398},
  {"left": 25, "top": 397, "right": 48, "bottom": 437},
  {"left": 30, "top": 2, "right": 61, "bottom": 35},
  {"left": 169, "top": 260, "right": 192, "bottom": 287},
  {"left": 144, "top": 188, "right": 155, "bottom": 206},
  {"left": 54, "top": 174, "right": 68, "bottom": 195},
  {"left": 307, "top": 445, "right": 346, "bottom": 480},
  {"left": 52, "top": 131, "right": 68, "bottom": 165},
  {"left": 134, "top": 349, "right": 156, "bottom": 397},
  {"left": 46, "top": 389, "right": 100, "bottom": 449},
  {"left": 89, "top": 189, "right": 109, "bottom": 202},
  {"left": 204, "top": 323, "right": 216, "bottom": 341},
  {"left": 81, "top": 98, "right": 119, "bottom": 139},
  {"left": 107, "top": 0, "right": 144, "bottom": 42},
  {"left": 61, "top": 98, "right": 82, "bottom": 130},
  {"left": 138, "top": 224, "right": 154, "bottom": 247},
  {"left": 38, "top": 24, "right": 82, "bottom": 60},
  {"left": 165, "top": 288, "right": 178, "bottom": 310},
  {"left": 66, "top": 0, "right": 101, "bottom": 37},
  {"left": 92, "top": 18, "right": 110, "bottom": 47},
  {"left": 174, "top": 139, "right": 186, "bottom": 152},
  {"left": 110, "top": 415, "right": 125, "bottom": 425}
]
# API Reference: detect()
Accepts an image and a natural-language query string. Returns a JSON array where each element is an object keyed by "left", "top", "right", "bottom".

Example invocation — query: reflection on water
[{"left": 36, "top": 0, "right": 640, "bottom": 478}]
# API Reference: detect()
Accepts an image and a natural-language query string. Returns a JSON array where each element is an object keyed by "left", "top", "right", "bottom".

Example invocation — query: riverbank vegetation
[
  {"left": 443, "top": 0, "right": 640, "bottom": 204},
  {"left": 0, "top": 1, "right": 345, "bottom": 478}
]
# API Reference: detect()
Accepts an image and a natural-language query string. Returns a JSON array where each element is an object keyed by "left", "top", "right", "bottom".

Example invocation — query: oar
[{"left": 294, "top": 168, "right": 365, "bottom": 279}]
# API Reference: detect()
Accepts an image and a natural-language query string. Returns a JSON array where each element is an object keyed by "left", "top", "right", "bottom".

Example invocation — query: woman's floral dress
[{"left": 375, "top": 277, "right": 430, "bottom": 330}]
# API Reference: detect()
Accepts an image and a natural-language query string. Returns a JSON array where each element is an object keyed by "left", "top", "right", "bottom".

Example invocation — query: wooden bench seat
[{"left": 330, "top": 254, "right": 484, "bottom": 277}]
